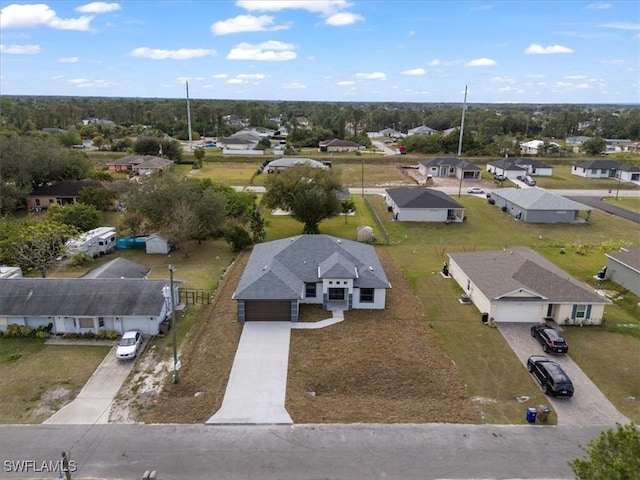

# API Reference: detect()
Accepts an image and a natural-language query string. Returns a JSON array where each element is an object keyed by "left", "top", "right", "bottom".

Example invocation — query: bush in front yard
[{"left": 4, "top": 324, "right": 35, "bottom": 338}]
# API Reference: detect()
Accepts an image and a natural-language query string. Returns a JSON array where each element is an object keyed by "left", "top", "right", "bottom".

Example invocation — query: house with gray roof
[
  {"left": 617, "top": 164, "right": 640, "bottom": 183},
  {"left": 0, "top": 278, "right": 178, "bottom": 335},
  {"left": 133, "top": 156, "right": 172, "bottom": 176},
  {"left": 447, "top": 249, "right": 609, "bottom": 324},
  {"left": 385, "top": 188, "right": 465, "bottom": 222},
  {"left": 319, "top": 138, "right": 360, "bottom": 152},
  {"left": 233, "top": 235, "right": 391, "bottom": 322},
  {"left": 408, "top": 125, "right": 437, "bottom": 136},
  {"left": 266, "top": 157, "right": 327, "bottom": 173},
  {"left": 418, "top": 157, "right": 481, "bottom": 180},
  {"left": 489, "top": 188, "right": 592, "bottom": 223},
  {"left": 571, "top": 159, "right": 621, "bottom": 179},
  {"left": 605, "top": 246, "right": 640, "bottom": 296}
]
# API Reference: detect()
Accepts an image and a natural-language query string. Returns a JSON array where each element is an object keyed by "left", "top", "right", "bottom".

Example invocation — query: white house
[
  {"left": 266, "top": 157, "right": 327, "bottom": 173},
  {"left": 408, "top": 125, "right": 437, "bottom": 136},
  {"left": 447, "top": 249, "right": 609, "bottom": 325},
  {"left": 605, "top": 246, "right": 640, "bottom": 296},
  {"left": 385, "top": 188, "right": 465, "bottom": 223},
  {"left": 617, "top": 164, "right": 640, "bottom": 183},
  {"left": 571, "top": 160, "right": 621, "bottom": 179},
  {"left": 520, "top": 140, "right": 559, "bottom": 155},
  {"left": 233, "top": 235, "right": 391, "bottom": 322}
]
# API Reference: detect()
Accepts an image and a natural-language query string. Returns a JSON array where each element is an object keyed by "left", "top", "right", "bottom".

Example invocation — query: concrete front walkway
[
  {"left": 207, "top": 322, "right": 294, "bottom": 425},
  {"left": 45, "top": 346, "right": 135, "bottom": 424}
]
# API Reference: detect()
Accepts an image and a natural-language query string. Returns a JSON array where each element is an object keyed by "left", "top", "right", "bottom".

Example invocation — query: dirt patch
[{"left": 33, "top": 386, "right": 72, "bottom": 419}]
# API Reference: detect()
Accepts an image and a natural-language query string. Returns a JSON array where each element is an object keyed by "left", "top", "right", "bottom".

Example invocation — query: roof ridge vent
[{"left": 263, "top": 265, "right": 268, "bottom": 271}]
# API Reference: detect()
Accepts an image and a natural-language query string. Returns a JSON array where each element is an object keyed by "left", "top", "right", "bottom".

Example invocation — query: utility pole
[
  {"left": 186, "top": 81, "right": 193, "bottom": 152},
  {"left": 457, "top": 85, "right": 468, "bottom": 198},
  {"left": 169, "top": 264, "right": 178, "bottom": 384},
  {"left": 60, "top": 452, "right": 71, "bottom": 480}
]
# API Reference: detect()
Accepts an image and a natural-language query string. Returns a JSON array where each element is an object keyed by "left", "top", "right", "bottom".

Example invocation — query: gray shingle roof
[
  {"left": 605, "top": 246, "right": 640, "bottom": 273},
  {"left": 81, "top": 258, "right": 151, "bottom": 279},
  {"left": 448, "top": 249, "right": 608, "bottom": 304},
  {"left": 268, "top": 158, "right": 326, "bottom": 169},
  {"left": 30, "top": 179, "right": 106, "bottom": 197},
  {"left": 385, "top": 187, "right": 464, "bottom": 209},
  {"left": 0, "top": 278, "right": 169, "bottom": 316},
  {"left": 234, "top": 235, "right": 390, "bottom": 300},
  {"left": 107, "top": 155, "right": 154, "bottom": 166},
  {"left": 573, "top": 160, "right": 621, "bottom": 169},
  {"left": 491, "top": 188, "right": 590, "bottom": 211},
  {"left": 419, "top": 157, "right": 481, "bottom": 171}
]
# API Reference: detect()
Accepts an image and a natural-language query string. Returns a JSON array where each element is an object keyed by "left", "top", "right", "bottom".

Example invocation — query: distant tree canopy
[
  {"left": 582, "top": 137, "right": 607, "bottom": 156},
  {"left": 263, "top": 164, "right": 343, "bottom": 234},
  {"left": 132, "top": 136, "right": 183, "bottom": 161}
]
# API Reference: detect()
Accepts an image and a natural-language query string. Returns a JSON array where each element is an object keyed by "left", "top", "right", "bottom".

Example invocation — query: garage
[
  {"left": 244, "top": 300, "right": 292, "bottom": 321},
  {"left": 494, "top": 300, "right": 544, "bottom": 323}
]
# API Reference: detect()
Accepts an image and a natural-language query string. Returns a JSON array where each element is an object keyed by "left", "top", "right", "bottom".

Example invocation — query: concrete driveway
[
  {"left": 44, "top": 345, "right": 138, "bottom": 425},
  {"left": 497, "top": 323, "right": 630, "bottom": 426}
]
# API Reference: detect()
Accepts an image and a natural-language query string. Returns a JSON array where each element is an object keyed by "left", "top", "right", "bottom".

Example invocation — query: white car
[
  {"left": 467, "top": 187, "right": 484, "bottom": 194},
  {"left": 116, "top": 330, "right": 143, "bottom": 360}
]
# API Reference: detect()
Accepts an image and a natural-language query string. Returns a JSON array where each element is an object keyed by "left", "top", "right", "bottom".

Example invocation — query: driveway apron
[
  {"left": 44, "top": 346, "right": 135, "bottom": 424},
  {"left": 497, "top": 323, "right": 630, "bottom": 426},
  {"left": 207, "top": 322, "right": 293, "bottom": 425}
]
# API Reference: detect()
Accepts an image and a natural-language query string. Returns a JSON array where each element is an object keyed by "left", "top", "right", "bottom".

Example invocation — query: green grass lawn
[
  {"left": 0, "top": 339, "right": 110, "bottom": 423},
  {"left": 534, "top": 165, "right": 640, "bottom": 190},
  {"left": 603, "top": 196, "right": 640, "bottom": 213}
]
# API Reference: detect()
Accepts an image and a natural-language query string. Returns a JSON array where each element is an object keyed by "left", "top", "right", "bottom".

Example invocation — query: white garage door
[{"left": 495, "top": 302, "right": 544, "bottom": 323}]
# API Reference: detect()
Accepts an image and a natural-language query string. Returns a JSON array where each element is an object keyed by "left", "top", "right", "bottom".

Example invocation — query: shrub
[
  {"left": 95, "top": 329, "right": 119, "bottom": 340},
  {"left": 4, "top": 324, "right": 34, "bottom": 338}
]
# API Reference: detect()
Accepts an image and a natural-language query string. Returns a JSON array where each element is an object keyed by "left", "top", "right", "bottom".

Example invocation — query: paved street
[{"left": 0, "top": 423, "right": 609, "bottom": 480}]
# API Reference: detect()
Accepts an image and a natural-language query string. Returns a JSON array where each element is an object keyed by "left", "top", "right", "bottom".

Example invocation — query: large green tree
[
  {"left": 569, "top": 423, "right": 640, "bottom": 480},
  {"left": 263, "top": 165, "right": 343, "bottom": 234},
  {"left": 48, "top": 203, "right": 101, "bottom": 232},
  {"left": 582, "top": 137, "right": 607, "bottom": 156}
]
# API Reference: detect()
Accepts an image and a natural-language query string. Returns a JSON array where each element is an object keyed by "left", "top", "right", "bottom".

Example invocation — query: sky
[{"left": 1, "top": 0, "right": 639, "bottom": 104}]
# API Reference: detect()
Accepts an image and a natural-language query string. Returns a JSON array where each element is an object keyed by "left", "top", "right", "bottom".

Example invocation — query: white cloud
[
  {"left": 598, "top": 22, "right": 640, "bottom": 30},
  {"left": 211, "top": 14, "right": 288, "bottom": 35},
  {"left": 472, "top": 4, "right": 493, "bottom": 10},
  {"left": 227, "top": 41, "right": 296, "bottom": 61},
  {"left": 130, "top": 47, "right": 216, "bottom": 60},
  {"left": 586, "top": 2, "right": 611, "bottom": 9},
  {"left": 76, "top": 2, "right": 121, "bottom": 14},
  {"left": 212, "top": 73, "right": 228, "bottom": 78},
  {"left": 600, "top": 59, "right": 625, "bottom": 65},
  {"left": 50, "top": 75, "right": 64, "bottom": 80},
  {"left": 237, "top": 73, "right": 267, "bottom": 80},
  {"left": 490, "top": 76, "right": 515, "bottom": 84},
  {"left": 228, "top": 78, "right": 245, "bottom": 84},
  {"left": 0, "top": 4, "right": 93, "bottom": 31},
  {"left": 525, "top": 44, "right": 574, "bottom": 54},
  {"left": 427, "top": 59, "right": 460, "bottom": 67},
  {"left": 564, "top": 75, "right": 586, "bottom": 80},
  {"left": 0, "top": 44, "right": 41, "bottom": 54},
  {"left": 401, "top": 68, "right": 426, "bottom": 76},
  {"left": 237, "top": 1, "right": 351, "bottom": 16},
  {"left": 281, "top": 81, "right": 306, "bottom": 89},
  {"left": 408, "top": 30, "right": 415, "bottom": 36},
  {"left": 326, "top": 12, "right": 364, "bottom": 26},
  {"left": 337, "top": 80, "right": 356, "bottom": 86},
  {"left": 68, "top": 78, "right": 110, "bottom": 87},
  {"left": 355, "top": 72, "right": 386, "bottom": 80},
  {"left": 466, "top": 58, "right": 497, "bottom": 66},
  {"left": 59, "top": 56, "right": 79, "bottom": 63}
]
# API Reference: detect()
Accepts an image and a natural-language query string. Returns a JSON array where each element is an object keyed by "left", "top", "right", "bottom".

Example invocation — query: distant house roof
[
  {"left": 135, "top": 157, "right": 172, "bottom": 170},
  {"left": 573, "top": 160, "right": 621, "bottom": 169},
  {"left": 30, "top": 179, "right": 106, "bottom": 197},
  {"left": 81, "top": 258, "right": 151, "bottom": 279},
  {"left": 408, "top": 125, "right": 437, "bottom": 135},
  {"left": 566, "top": 136, "right": 592, "bottom": 145},
  {"left": 448, "top": 249, "right": 608, "bottom": 304},
  {"left": 385, "top": 187, "right": 464, "bottom": 209},
  {"left": 419, "top": 157, "right": 481, "bottom": 171},
  {"left": 512, "top": 158, "right": 552, "bottom": 169},
  {"left": 219, "top": 137, "right": 255, "bottom": 145},
  {"left": 267, "top": 158, "right": 326, "bottom": 169},
  {"left": 0, "top": 278, "right": 168, "bottom": 316},
  {"left": 107, "top": 155, "right": 153, "bottom": 167},
  {"left": 319, "top": 138, "right": 360, "bottom": 147},
  {"left": 486, "top": 159, "right": 527, "bottom": 171},
  {"left": 233, "top": 235, "right": 390, "bottom": 300},
  {"left": 605, "top": 246, "right": 640, "bottom": 274},
  {"left": 491, "top": 188, "right": 591, "bottom": 211}
]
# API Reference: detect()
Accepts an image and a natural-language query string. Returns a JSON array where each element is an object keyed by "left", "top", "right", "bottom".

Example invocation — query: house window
[
  {"left": 35, "top": 199, "right": 41, "bottom": 206},
  {"left": 98, "top": 317, "right": 104, "bottom": 327},
  {"left": 305, "top": 283, "right": 317, "bottom": 298},
  {"left": 591, "top": 169, "right": 598, "bottom": 174},
  {"left": 600, "top": 169, "right": 607, "bottom": 174},
  {"left": 79, "top": 318, "right": 93, "bottom": 329},
  {"left": 328, "top": 288, "right": 345, "bottom": 300},
  {"left": 360, "top": 288, "right": 374, "bottom": 303},
  {"left": 573, "top": 305, "right": 587, "bottom": 319}
]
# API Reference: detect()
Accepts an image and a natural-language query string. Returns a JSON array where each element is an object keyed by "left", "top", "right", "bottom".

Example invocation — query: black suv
[
  {"left": 527, "top": 355, "right": 574, "bottom": 397},
  {"left": 531, "top": 324, "right": 569, "bottom": 354}
]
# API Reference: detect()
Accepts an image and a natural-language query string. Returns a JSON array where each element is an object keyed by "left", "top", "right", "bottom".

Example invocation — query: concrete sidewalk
[
  {"left": 44, "top": 346, "right": 135, "bottom": 424},
  {"left": 207, "top": 322, "right": 294, "bottom": 425}
]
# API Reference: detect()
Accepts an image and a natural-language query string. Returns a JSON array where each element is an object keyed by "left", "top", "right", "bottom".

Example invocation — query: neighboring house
[
  {"left": 319, "top": 138, "right": 360, "bottom": 153},
  {"left": 489, "top": 188, "right": 592, "bottom": 223},
  {"left": 233, "top": 235, "right": 391, "bottom": 322},
  {"left": 565, "top": 136, "right": 592, "bottom": 153},
  {"left": 133, "top": 156, "right": 172, "bottom": 175},
  {"left": 604, "top": 139, "right": 632, "bottom": 153},
  {"left": 512, "top": 158, "right": 553, "bottom": 176},
  {"left": 146, "top": 233, "right": 171, "bottom": 254},
  {"left": 407, "top": 125, "right": 437, "bottom": 136},
  {"left": 571, "top": 160, "right": 621, "bottom": 179},
  {"left": 605, "top": 246, "right": 640, "bottom": 296},
  {"left": 520, "top": 140, "right": 559, "bottom": 155},
  {"left": 107, "top": 155, "right": 171, "bottom": 174},
  {"left": 82, "top": 117, "right": 115, "bottom": 126},
  {"left": 107, "top": 156, "right": 145, "bottom": 173},
  {"left": 81, "top": 258, "right": 151, "bottom": 279},
  {"left": 617, "top": 164, "right": 640, "bottom": 183},
  {"left": 486, "top": 159, "right": 528, "bottom": 179},
  {"left": 27, "top": 179, "right": 108, "bottom": 212},
  {"left": 448, "top": 249, "right": 609, "bottom": 324},
  {"left": 266, "top": 157, "right": 328, "bottom": 173},
  {"left": 217, "top": 137, "right": 257, "bottom": 150},
  {"left": 385, "top": 187, "right": 465, "bottom": 223},
  {"left": 627, "top": 142, "right": 640, "bottom": 154},
  {"left": 418, "top": 157, "right": 481, "bottom": 180},
  {"left": 378, "top": 128, "right": 403, "bottom": 138},
  {"left": 0, "top": 278, "right": 178, "bottom": 335}
]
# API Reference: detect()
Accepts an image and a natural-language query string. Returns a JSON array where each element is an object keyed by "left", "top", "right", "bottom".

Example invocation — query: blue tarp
[{"left": 115, "top": 236, "right": 147, "bottom": 250}]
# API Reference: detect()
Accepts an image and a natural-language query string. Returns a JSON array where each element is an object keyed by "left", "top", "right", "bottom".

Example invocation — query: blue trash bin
[{"left": 526, "top": 407, "right": 537, "bottom": 423}]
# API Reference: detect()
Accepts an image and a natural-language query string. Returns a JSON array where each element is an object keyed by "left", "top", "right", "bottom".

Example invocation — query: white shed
[{"left": 146, "top": 233, "right": 171, "bottom": 254}]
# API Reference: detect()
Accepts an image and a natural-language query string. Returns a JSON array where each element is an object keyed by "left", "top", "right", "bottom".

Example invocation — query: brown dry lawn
[{"left": 142, "top": 246, "right": 480, "bottom": 424}]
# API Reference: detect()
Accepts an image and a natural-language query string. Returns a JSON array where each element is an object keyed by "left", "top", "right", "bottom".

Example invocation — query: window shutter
[
  {"left": 586, "top": 305, "right": 592, "bottom": 319},
  {"left": 571, "top": 304, "right": 577, "bottom": 319}
]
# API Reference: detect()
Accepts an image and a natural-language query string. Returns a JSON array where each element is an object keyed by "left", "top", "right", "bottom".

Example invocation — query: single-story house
[
  {"left": 605, "top": 246, "right": 640, "bottom": 296},
  {"left": 133, "top": 157, "right": 172, "bottom": 175},
  {"left": 378, "top": 128, "right": 403, "bottom": 138},
  {"left": 617, "top": 164, "right": 640, "bottom": 183},
  {"left": 512, "top": 158, "right": 553, "bottom": 176},
  {"left": 418, "top": 157, "right": 481, "bottom": 180},
  {"left": 217, "top": 137, "right": 257, "bottom": 150},
  {"left": 0, "top": 278, "right": 179, "bottom": 335},
  {"left": 319, "top": 138, "right": 360, "bottom": 153},
  {"left": 520, "top": 140, "right": 559, "bottom": 155},
  {"left": 408, "top": 125, "right": 437, "bottom": 136},
  {"left": 81, "top": 258, "right": 151, "bottom": 279},
  {"left": 571, "top": 160, "right": 620, "bottom": 179},
  {"left": 233, "top": 235, "right": 391, "bottom": 322},
  {"left": 486, "top": 159, "right": 528, "bottom": 179},
  {"left": 385, "top": 187, "right": 465, "bottom": 222},
  {"left": 266, "top": 157, "right": 328, "bottom": 173},
  {"left": 146, "top": 233, "right": 171, "bottom": 254},
  {"left": 565, "top": 136, "right": 592, "bottom": 153},
  {"left": 107, "top": 155, "right": 146, "bottom": 173},
  {"left": 447, "top": 249, "right": 609, "bottom": 324},
  {"left": 27, "top": 179, "right": 110, "bottom": 212},
  {"left": 489, "top": 188, "right": 592, "bottom": 223}
]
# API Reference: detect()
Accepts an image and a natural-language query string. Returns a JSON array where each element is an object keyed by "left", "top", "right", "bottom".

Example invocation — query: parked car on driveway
[
  {"left": 116, "top": 330, "right": 143, "bottom": 360},
  {"left": 527, "top": 355, "right": 574, "bottom": 397},
  {"left": 467, "top": 186, "right": 484, "bottom": 194},
  {"left": 531, "top": 324, "right": 569, "bottom": 354}
]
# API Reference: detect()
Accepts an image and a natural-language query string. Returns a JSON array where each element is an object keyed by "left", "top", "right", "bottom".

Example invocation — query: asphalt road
[
  {"left": 0, "top": 423, "right": 609, "bottom": 480},
  {"left": 568, "top": 196, "right": 640, "bottom": 223}
]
